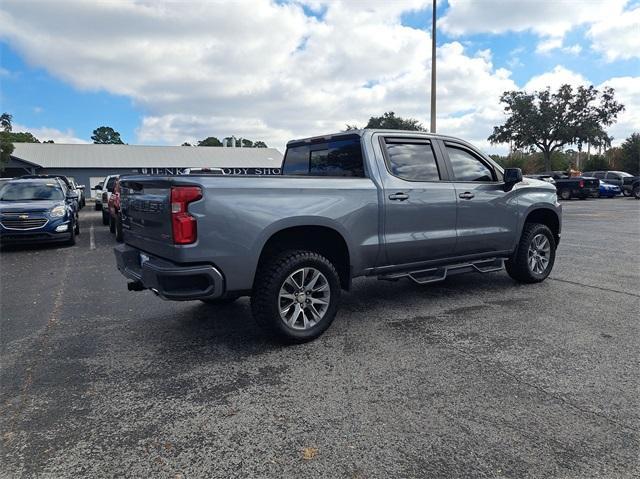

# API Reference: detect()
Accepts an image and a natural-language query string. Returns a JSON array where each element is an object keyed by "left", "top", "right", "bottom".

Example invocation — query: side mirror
[{"left": 504, "top": 168, "right": 523, "bottom": 191}]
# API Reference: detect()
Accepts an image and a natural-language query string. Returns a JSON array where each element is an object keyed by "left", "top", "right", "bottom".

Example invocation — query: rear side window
[
  {"left": 383, "top": 139, "right": 440, "bottom": 181},
  {"left": 283, "top": 137, "right": 364, "bottom": 177},
  {"left": 594, "top": 172, "right": 605, "bottom": 179},
  {"left": 446, "top": 146, "right": 494, "bottom": 182},
  {"left": 605, "top": 172, "right": 619, "bottom": 180},
  {"left": 106, "top": 177, "right": 117, "bottom": 191}
]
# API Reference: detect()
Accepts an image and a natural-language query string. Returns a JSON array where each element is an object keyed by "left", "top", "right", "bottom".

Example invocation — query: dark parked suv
[{"left": 0, "top": 178, "right": 80, "bottom": 246}]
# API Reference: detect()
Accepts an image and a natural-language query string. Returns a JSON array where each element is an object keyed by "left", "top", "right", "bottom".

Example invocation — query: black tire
[
  {"left": 66, "top": 221, "right": 76, "bottom": 246},
  {"left": 109, "top": 213, "right": 116, "bottom": 233},
  {"left": 115, "top": 213, "right": 123, "bottom": 242},
  {"left": 251, "top": 250, "right": 341, "bottom": 343},
  {"left": 102, "top": 209, "right": 109, "bottom": 225},
  {"left": 95, "top": 202, "right": 101, "bottom": 211},
  {"left": 505, "top": 223, "right": 556, "bottom": 283},
  {"left": 75, "top": 218, "right": 80, "bottom": 235},
  {"left": 622, "top": 189, "right": 631, "bottom": 197},
  {"left": 634, "top": 185, "right": 640, "bottom": 199},
  {"left": 559, "top": 189, "right": 571, "bottom": 200},
  {"left": 200, "top": 296, "right": 238, "bottom": 305}
]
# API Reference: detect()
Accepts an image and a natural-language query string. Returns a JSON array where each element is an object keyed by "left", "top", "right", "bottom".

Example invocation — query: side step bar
[{"left": 379, "top": 258, "right": 505, "bottom": 285}]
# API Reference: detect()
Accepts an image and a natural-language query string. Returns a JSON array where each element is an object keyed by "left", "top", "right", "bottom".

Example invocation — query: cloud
[
  {"left": 588, "top": 6, "right": 640, "bottom": 61},
  {"left": 524, "top": 65, "right": 588, "bottom": 91},
  {"left": 440, "top": 0, "right": 628, "bottom": 55},
  {"left": 13, "top": 123, "right": 88, "bottom": 144},
  {"left": 0, "top": 0, "right": 521, "bottom": 151},
  {"left": 0, "top": 0, "right": 636, "bottom": 153},
  {"left": 599, "top": 76, "right": 640, "bottom": 144}
]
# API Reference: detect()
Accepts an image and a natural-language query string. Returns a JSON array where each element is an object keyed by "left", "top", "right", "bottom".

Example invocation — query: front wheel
[
  {"left": 634, "top": 186, "right": 640, "bottom": 199},
  {"left": 251, "top": 250, "right": 341, "bottom": 343},
  {"left": 506, "top": 223, "right": 556, "bottom": 283},
  {"left": 66, "top": 221, "right": 77, "bottom": 246},
  {"left": 102, "top": 210, "right": 109, "bottom": 225},
  {"left": 115, "top": 213, "right": 123, "bottom": 242},
  {"left": 622, "top": 189, "right": 631, "bottom": 197}
]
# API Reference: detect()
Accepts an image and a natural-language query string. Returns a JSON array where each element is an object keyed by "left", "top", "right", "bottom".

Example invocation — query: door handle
[
  {"left": 458, "top": 192, "right": 475, "bottom": 200},
  {"left": 389, "top": 192, "right": 410, "bottom": 201}
]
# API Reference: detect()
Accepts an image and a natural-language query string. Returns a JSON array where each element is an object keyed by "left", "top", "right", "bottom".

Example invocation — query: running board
[{"left": 378, "top": 258, "right": 505, "bottom": 285}]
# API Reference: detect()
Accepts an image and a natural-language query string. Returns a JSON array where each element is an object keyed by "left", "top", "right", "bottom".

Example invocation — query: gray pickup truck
[{"left": 114, "top": 129, "right": 561, "bottom": 342}]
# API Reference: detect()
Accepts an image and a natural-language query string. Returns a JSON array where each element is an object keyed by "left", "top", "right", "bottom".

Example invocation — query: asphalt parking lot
[{"left": 1, "top": 197, "right": 639, "bottom": 478}]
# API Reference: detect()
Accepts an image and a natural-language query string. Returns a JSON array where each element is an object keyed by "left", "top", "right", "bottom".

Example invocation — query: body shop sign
[{"left": 136, "top": 167, "right": 282, "bottom": 176}]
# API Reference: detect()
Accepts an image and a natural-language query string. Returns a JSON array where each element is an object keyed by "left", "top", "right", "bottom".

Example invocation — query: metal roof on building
[{"left": 11, "top": 143, "right": 283, "bottom": 169}]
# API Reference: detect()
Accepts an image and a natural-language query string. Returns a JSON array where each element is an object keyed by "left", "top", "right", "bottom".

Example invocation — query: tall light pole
[{"left": 430, "top": 0, "right": 437, "bottom": 133}]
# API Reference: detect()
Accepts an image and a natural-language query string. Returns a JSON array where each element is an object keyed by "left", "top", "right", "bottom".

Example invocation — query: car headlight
[{"left": 50, "top": 205, "right": 66, "bottom": 217}]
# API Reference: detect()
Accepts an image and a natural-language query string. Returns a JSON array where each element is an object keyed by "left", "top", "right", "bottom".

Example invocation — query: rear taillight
[
  {"left": 579, "top": 180, "right": 585, "bottom": 188},
  {"left": 170, "top": 186, "right": 202, "bottom": 244}
]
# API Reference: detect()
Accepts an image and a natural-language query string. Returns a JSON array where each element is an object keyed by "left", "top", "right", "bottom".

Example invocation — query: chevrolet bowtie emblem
[{"left": 18, "top": 214, "right": 29, "bottom": 219}]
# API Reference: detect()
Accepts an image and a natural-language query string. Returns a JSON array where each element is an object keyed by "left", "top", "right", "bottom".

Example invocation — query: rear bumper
[{"left": 114, "top": 243, "right": 225, "bottom": 301}]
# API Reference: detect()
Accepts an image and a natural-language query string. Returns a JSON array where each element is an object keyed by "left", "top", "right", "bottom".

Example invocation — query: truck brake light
[
  {"left": 579, "top": 179, "right": 585, "bottom": 188},
  {"left": 170, "top": 186, "right": 202, "bottom": 244}
]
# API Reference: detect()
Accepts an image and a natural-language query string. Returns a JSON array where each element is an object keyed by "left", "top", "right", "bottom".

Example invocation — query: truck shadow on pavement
[{"left": 152, "top": 272, "right": 534, "bottom": 355}]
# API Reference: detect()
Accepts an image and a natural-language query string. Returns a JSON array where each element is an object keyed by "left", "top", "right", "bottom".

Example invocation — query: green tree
[
  {"left": 489, "top": 84, "right": 624, "bottom": 171},
  {"left": 5, "top": 131, "right": 40, "bottom": 143},
  {"left": 0, "top": 113, "right": 14, "bottom": 172},
  {"left": 253, "top": 141, "right": 268, "bottom": 148},
  {"left": 364, "top": 111, "right": 425, "bottom": 131},
  {"left": 91, "top": 126, "right": 124, "bottom": 144},
  {"left": 197, "top": 136, "right": 223, "bottom": 147},
  {"left": 619, "top": 133, "right": 640, "bottom": 175},
  {"left": 181, "top": 142, "right": 192, "bottom": 146}
]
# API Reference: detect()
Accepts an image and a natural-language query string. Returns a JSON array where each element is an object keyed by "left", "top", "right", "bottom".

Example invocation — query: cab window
[
  {"left": 283, "top": 136, "right": 364, "bottom": 177},
  {"left": 446, "top": 146, "right": 495, "bottom": 182},
  {"left": 383, "top": 139, "right": 441, "bottom": 181}
]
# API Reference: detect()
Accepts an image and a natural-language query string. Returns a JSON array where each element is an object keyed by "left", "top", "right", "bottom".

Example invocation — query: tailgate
[{"left": 120, "top": 177, "right": 174, "bottom": 252}]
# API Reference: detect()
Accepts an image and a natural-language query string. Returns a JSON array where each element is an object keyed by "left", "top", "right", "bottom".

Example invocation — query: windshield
[{"left": 0, "top": 182, "right": 65, "bottom": 201}]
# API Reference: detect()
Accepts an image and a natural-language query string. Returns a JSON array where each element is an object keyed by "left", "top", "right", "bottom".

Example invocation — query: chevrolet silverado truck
[{"left": 114, "top": 130, "right": 562, "bottom": 342}]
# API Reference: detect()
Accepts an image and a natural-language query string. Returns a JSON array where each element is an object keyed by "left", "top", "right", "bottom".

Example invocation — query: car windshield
[{"left": 0, "top": 182, "right": 65, "bottom": 201}]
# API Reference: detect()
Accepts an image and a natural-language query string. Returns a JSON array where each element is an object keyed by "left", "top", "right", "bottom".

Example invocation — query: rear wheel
[
  {"left": 102, "top": 209, "right": 109, "bottom": 225},
  {"left": 634, "top": 185, "right": 640, "bottom": 199},
  {"left": 506, "top": 223, "right": 556, "bottom": 283},
  {"left": 251, "top": 250, "right": 341, "bottom": 343},
  {"left": 109, "top": 213, "right": 116, "bottom": 233},
  {"left": 74, "top": 218, "right": 80, "bottom": 235},
  {"left": 559, "top": 189, "right": 571, "bottom": 200},
  {"left": 94, "top": 202, "right": 101, "bottom": 211},
  {"left": 622, "top": 189, "right": 631, "bottom": 197}
]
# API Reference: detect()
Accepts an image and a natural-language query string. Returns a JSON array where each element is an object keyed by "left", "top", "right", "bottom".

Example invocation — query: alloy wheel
[
  {"left": 278, "top": 267, "right": 330, "bottom": 330},
  {"left": 527, "top": 233, "right": 551, "bottom": 274}
]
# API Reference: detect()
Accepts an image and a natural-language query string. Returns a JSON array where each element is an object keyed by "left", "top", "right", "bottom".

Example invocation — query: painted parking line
[{"left": 89, "top": 225, "right": 96, "bottom": 250}]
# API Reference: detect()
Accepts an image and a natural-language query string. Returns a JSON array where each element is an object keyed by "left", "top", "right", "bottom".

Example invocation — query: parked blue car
[
  {"left": 0, "top": 178, "right": 79, "bottom": 246},
  {"left": 598, "top": 181, "right": 621, "bottom": 198}
]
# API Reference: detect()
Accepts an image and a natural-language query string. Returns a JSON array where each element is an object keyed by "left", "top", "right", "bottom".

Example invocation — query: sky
[{"left": 0, "top": 0, "right": 638, "bottom": 153}]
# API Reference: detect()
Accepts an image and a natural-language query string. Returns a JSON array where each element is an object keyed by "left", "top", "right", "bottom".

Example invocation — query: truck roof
[{"left": 286, "top": 129, "right": 474, "bottom": 148}]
